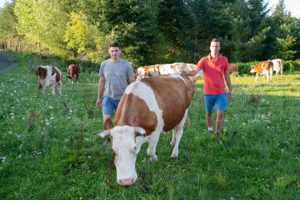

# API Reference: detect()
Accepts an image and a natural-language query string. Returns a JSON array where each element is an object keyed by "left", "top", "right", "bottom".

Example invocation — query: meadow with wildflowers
[{"left": 0, "top": 53, "right": 299, "bottom": 199}]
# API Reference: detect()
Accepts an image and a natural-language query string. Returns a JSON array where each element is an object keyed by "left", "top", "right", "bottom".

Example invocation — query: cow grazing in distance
[
  {"left": 271, "top": 59, "right": 283, "bottom": 76},
  {"left": 67, "top": 64, "right": 80, "bottom": 84},
  {"left": 228, "top": 63, "right": 239, "bottom": 74},
  {"left": 250, "top": 60, "right": 273, "bottom": 82},
  {"left": 35, "top": 65, "right": 62, "bottom": 95},
  {"left": 98, "top": 74, "right": 194, "bottom": 186}
]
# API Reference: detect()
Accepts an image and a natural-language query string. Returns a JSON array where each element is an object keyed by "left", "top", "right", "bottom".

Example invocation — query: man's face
[
  {"left": 109, "top": 47, "right": 121, "bottom": 61},
  {"left": 210, "top": 41, "right": 221, "bottom": 56}
]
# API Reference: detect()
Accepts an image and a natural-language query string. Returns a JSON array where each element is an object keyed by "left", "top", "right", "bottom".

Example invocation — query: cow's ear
[
  {"left": 134, "top": 127, "right": 146, "bottom": 137},
  {"left": 98, "top": 130, "right": 111, "bottom": 138}
]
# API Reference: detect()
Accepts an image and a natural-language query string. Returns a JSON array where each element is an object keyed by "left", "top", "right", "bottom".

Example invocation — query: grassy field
[{"left": 0, "top": 54, "right": 299, "bottom": 199}]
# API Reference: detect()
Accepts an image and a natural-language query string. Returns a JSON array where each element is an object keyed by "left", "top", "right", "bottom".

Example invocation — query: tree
[
  {"left": 0, "top": 1, "right": 19, "bottom": 50},
  {"left": 98, "top": 0, "right": 160, "bottom": 66},
  {"left": 271, "top": 0, "right": 299, "bottom": 60},
  {"left": 64, "top": 12, "right": 99, "bottom": 58},
  {"left": 14, "top": 0, "right": 68, "bottom": 55}
]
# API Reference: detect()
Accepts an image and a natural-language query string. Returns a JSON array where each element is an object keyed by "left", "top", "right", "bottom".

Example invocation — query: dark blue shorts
[
  {"left": 204, "top": 93, "right": 227, "bottom": 112},
  {"left": 102, "top": 96, "right": 120, "bottom": 115}
]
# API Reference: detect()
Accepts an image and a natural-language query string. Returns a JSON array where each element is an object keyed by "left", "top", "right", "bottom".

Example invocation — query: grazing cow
[
  {"left": 67, "top": 64, "right": 80, "bottom": 84},
  {"left": 35, "top": 65, "right": 62, "bottom": 95},
  {"left": 228, "top": 63, "right": 239, "bottom": 74},
  {"left": 271, "top": 59, "right": 283, "bottom": 76},
  {"left": 250, "top": 60, "right": 273, "bottom": 82},
  {"left": 98, "top": 74, "right": 194, "bottom": 185}
]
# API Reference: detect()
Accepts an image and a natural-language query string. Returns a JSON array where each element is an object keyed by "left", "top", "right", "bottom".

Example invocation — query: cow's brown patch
[
  {"left": 115, "top": 93, "right": 157, "bottom": 135},
  {"left": 141, "top": 75, "right": 194, "bottom": 132}
]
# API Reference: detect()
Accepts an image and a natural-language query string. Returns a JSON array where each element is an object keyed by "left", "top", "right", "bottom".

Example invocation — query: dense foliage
[{"left": 0, "top": 0, "right": 299, "bottom": 68}]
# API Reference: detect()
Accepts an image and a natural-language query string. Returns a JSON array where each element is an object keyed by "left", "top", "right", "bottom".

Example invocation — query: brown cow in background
[
  {"left": 228, "top": 63, "right": 239, "bottom": 74},
  {"left": 67, "top": 64, "right": 80, "bottom": 84},
  {"left": 250, "top": 60, "right": 273, "bottom": 82}
]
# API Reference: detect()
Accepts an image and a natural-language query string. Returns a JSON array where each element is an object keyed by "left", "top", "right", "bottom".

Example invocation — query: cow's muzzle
[{"left": 119, "top": 178, "right": 136, "bottom": 186}]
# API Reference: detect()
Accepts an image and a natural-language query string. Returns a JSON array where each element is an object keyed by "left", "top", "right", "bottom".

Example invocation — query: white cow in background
[{"left": 271, "top": 59, "right": 283, "bottom": 76}]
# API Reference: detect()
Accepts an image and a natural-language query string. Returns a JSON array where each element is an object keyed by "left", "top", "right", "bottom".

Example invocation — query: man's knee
[
  {"left": 103, "top": 116, "right": 113, "bottom": 130},
  {"left": 206, "top": 112, "right": 212, "bottom": 117}
]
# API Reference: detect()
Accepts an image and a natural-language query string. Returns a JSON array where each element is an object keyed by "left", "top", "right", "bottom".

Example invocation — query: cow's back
[{"left": 115, "top": 75, "right": 194, "bottom": 133}]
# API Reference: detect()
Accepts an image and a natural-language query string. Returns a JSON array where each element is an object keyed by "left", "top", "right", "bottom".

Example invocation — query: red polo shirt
[{"left": 197, "top": 54, "right": 228, "bottom": 94}]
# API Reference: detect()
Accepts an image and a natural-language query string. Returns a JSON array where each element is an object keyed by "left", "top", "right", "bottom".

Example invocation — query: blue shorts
[
  {"left": 102, "top": 96, "right": 120, "bottom": 115},
  {"left": 204, "top": 93, "right": 227, "bottom": 112}
]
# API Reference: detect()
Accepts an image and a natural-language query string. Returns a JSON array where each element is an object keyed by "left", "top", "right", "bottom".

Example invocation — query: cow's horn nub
[
  {"left": 134, "top": 127, "right": 146, "bottom": 135},
  {"left": 98, "top": 130, "right": 110, "bottom": 138}
]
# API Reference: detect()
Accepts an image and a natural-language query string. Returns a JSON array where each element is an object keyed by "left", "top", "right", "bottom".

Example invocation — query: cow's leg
[
  {"left": 170, "top": 127, "right": 178, "bottom": 145},
  {"left": 58, "top": 83, "right": 62, "bottom": 95},
  {"left": 42, "top": 83, "right": 47, "bottom": 93},
  {"left": 146, "top": 130, "right": 161, "bottom": 161},
  {"left": 255, "top": 73, "right": 259, "bottom": 81},
  {"left": 52, "top": 84, "right": 56, "bottom": 95},
  {"left": 171, "top": 109, "right": 188, "bottom": 158}
]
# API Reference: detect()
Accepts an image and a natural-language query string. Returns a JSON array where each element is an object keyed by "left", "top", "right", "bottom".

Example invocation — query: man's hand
[
  {"left": 181, "top": 71, "right": 188, "bottom": 76},
  {"left": 228, "top": 90, "right": 232, "bottom": 100},
  {"left": 96, "top": 98, "right": 101, "bottom": 110}
]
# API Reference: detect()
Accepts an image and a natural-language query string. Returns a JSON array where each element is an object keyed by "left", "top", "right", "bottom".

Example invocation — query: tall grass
[{"left": 0, "top": 54, "right": 299, "bottom": 199}]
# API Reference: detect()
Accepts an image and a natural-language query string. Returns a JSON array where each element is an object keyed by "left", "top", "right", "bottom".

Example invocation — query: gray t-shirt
[{"left": 99, "top": 58, "right": 134, "bottom": 100}]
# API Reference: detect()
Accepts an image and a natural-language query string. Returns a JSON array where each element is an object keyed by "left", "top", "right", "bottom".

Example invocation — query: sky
[
  {"left": 0, "top": 0, "right": 299, "bottom": 18},
  {"left": 268, "top": 0, "right": 300, "bottom": 18}
]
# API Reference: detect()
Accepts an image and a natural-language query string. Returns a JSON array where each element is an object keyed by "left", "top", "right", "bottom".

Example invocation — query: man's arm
[
  {"left": 128, "top": 76, "right": 135, "bottom": 84},
  {"left": 224, "top": 70, "right": 232, "bottom": 100},
  {"left": 96, "top": 77, "right": 105, "bottom": 109},
  {"left": 182, "top": 68, "right": 201, "bottom": 76}
]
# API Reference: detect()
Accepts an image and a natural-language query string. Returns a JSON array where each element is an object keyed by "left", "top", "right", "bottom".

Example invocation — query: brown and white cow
[
  {"left": 250, "top": 60, "right": 273, "bottom": 82},
  {"left": 35, "top": 65, "right": 62, "bottom": 95},
  {"left": 228, "top": 63, "right": 239, "bottom": 74},
  {"left": 67, "top": 64, "right": 80, "bottom": 84},
  {"left": 98, "top": 74, "right": 194, "bottom": 185},
  {"left": 271, "top": 59, "right": 283, "bottom": 76},
  {"left": 134, "top": 64, "right": 161, "bottom": 80},
  {"left": 135, "top": 63, "right": 203, "bottom": 80}
]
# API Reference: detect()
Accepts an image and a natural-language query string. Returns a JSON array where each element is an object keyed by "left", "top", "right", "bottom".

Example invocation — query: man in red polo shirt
[{"left": 183, "top": 38, "right": 232, "bottom": 136}]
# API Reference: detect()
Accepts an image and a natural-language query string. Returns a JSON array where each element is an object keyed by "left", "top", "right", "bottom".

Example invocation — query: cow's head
[
  {"left": 250, "top": 65, "right": 257, "bottom": 73},
  {"left": 98, "top": 125, "right": 146, "bottom": 186}
]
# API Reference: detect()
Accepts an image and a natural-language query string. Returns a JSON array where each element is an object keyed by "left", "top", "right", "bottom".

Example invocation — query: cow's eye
[{"left": 133, "top": 146, "right": 137, "bottom": 152}]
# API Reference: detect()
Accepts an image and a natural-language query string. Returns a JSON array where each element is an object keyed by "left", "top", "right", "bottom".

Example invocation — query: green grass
[{"left": 0, "top": 55, "right": 299, "bottom": 199}]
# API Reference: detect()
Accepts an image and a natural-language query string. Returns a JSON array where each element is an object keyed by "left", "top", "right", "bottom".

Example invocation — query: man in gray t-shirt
[{"left": 96, "top": 42, "right": 135, "bottom": 130}]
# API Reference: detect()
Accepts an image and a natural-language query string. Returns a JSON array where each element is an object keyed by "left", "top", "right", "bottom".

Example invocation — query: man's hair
[
  {"left": 109, "top": 41, "right": 121, "bottom": 49},
  {"left": 210, "top": 38, "right": 220, "bottom": 44}
]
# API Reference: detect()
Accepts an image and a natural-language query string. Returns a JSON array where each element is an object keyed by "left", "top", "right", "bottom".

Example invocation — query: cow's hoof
[
  {"left": 170, "top": 140, "right": 175, "bottom": 145},
  {"left": 171, "top": 151, "right": 178, "bottom": 158},
  {"left": 150, "top": 155, "right": 158, "bottom": 162}
]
